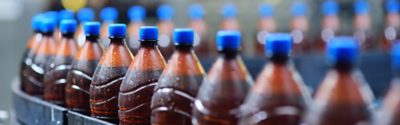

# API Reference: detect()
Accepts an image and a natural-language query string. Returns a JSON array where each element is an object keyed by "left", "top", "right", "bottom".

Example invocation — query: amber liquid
[
  {"left": 66, "top": 37, "right": 103, "bottom": 114},
  {"left": 304, "top": 66, "right": 374, "bottom": 125},
  {"left": 44, "top": 35, "right": 78, "bottom": 105},
  {"left": 240, "top": 57, "right": 310, "bottom": 125},
  {"left": 25, "top": 33, "right": 57, "bottom": 96},
  {"left": 151, "top": 47, "right": 205, "bottom": 125},
  {"left": 90, "top": 38, "right": 132, "bottom": 123},
  {"left": 193, "top": 50, "right": 253, "bottom": 125},
  {"left": 119, "top": 41, "right": 166, "bottom": 125},
  {"left": 20, "top": 32, "right": 41, "bottom": 92}
]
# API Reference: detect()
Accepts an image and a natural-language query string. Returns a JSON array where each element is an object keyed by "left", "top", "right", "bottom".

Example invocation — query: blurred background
[{"left": 0, "top": 0, "right": 392, "bottom": 124}]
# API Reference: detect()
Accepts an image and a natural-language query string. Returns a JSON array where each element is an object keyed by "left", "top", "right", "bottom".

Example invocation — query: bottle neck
[
  {"left": 62, "top": 32, "right": 74, "bottom": 38},
  {"left": 86, "top": 35, "right": 99, "bottom": 42},
  {"left": 218, "top": 48, "right": 239, "bottom": 59},
  {"left": 332, "top": 61, "right": 355, "bottom": 72},
  {"left": 140, "top": 39, "right": 157, "bottom": 48},
  {"left": 42, "top": 31, "right": 54, "bottom": 36},
  {"left": 268, "top": 54, "right": 289, "bottom": 64},
  {"left": 175, "top": 44, "right": 193, "bottom": 53},
  {"left": 109, "top": 37, "right": 125, "bottom": 45}
]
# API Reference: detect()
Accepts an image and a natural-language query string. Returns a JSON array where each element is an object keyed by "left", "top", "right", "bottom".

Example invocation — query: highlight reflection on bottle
[{"left": 90, "top": 24, "right": 132, "bottom": 123}]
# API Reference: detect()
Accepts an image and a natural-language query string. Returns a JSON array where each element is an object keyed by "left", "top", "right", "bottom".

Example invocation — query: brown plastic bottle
[
  {"left": 375, "top": 42, "right": 400, "bottom": 125},
  {"left": 25, "top": 19, "right": 58, "bottom": 96},
  {"left": 90, "top": 24, "right": 132, "bottom": 123},
  {"left": 65, "top": 22, "right": 103, "bottom": 115},
  {"left": 290, "top": 2, "right": 311, "bottom": 54},
  {"left": 192, "top": 31, "right": 253, "bottom": 125},
  {"left": 99, "top": 7, "right": 118, "bottom": 48},
  {"left": 240, "top": 33, "right": 311, "bottom": 125},
  {"left": 44, "top": 20, "right": 79, "bottom": 105},
  {"left": 380, "top": 0, "right": 400, "bottom": 50},
  {"left": 254, "top": 4, "right": 276, "bottom": 56},
  {"left": 118, "top": 26, "right": 166, "bottom": 125},
  {"left": 151, "top": 28, "right": 205, "bottom": 125},
  {"left": 353, "top": 0, "right": 375, "bottom": 50},
  {"left": 188, "top": 4, "right": 210, "bottom": 58},
  {"left": 157, "top": 4, "right": 175, "bottom": 60},
  {"left": 303, "top": 37, "right": 374, "bottom": 125},
  {"left": 316, "top": 0, "right": 340, "bottom": 52},
  {"left": 21, "top": 14, "right": 43, "bottom": 91}
]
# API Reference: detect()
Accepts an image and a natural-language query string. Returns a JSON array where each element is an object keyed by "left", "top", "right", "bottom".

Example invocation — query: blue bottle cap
[
  {"left": 100, "top": 7, "right": 118, "bottom": 22},
  {"left": 327, "top": 37, "right": 359, "bottom": 64},
  {"left": 128, "top": 6, "right": 146, "bottom": 22},
  {"left": 41, "top": 18, "right": 57, "bottom": 33},
  {"left": 188, "top": 4, "right": 205, "bottom": 20},
  {"left": 221, "top": 3, "right": 237, "bottom": 18},
  {"left": 157, "top": 4, "right": 174, "bottom": 21},
  {"left": 59, "top": 10, "right": 74, "bottom": 21},
  {"left": 386, "top": 0, "right": 399, "bottom": 13},
  {"left": 259, "top": 4, "right": 274, "bottom": 18},
  {"left": 392, "top": 42, "right": 400, "bottom": 71},
  {"left": 77, "top": 8, "right": 95, "bottom": 22},
  {"left": 32, "top": 14, "right": 44, "bottom": 31},
  {"left": 291, "top": 1, "right": 307, "bottom": 17},
  {"left": 108, "top": 24, "right": 126, "bottom": 38},
  {"left": 216, "top": 30, "right": 241, "bottom": 50},
  {"left": 322, "top": 0, "right": 339, "bottom": 16},
  {"left": 45, "top": 11, "right": 59, "bottom": 23},
  {"left": 84, "top": 21, "right": 101, "bottom": 36},
  {"left": 354, "top": 0, "right": 369, "bottom": 15},
  {"left": 60, "top": 19, "right": 77, "bottom": 34},
  {"left": 265, "top": 33, "right": 293, "bottom": 56},
  {"left": 139, "top": 26, "right": 158, "bottom": 41},
  {"left": 174, "top": 28, "right": 194, "bottom": 45}
]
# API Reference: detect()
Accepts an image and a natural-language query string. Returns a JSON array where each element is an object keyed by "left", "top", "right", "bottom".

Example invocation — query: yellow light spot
[{"left": 61, "top": 0, "right": 87, "bottom": 12}]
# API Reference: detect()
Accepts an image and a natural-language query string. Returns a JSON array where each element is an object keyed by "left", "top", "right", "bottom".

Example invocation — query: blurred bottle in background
[
  {"left": 25, "top": 18, "right": 58, "bottom": 96},
  {"left": 304, "top": 37, "right": 374, "bottom": 125},
  {"left": 316, "top": 0, "right": 341, "bottom": 52},
  {"left": 290, "top": 1, "right": 311, "bottom": 54},
  {"left": 100, "top": 7, "right": 118, "bottom": 48},
  {"left": 44, "top": 20, "right": 79, "bottom": 106},
  {"left": 353, "top": 0, "right": 375, "bottom": 50},
  {"left": 90, "top": 24, "right": 132, "bottom": 123},
  {"left": 157, "top": 4, "right": 175, "bottom": 60},
  {"left": 151, "top": 29, "right": 205, "bottom": 124},
  {"left": 381, "top": 0, "right": 400, "bottom": 50},
  {"left": 188, "top": 4, "right": 210, "bottom": 58},
  {"left": 119, "top": 26, "right": 165, "bottom": 125},
  {"left": 75, "top": 8, "right": 95, "bottom": 47},
  {"left": 57, "top": 10, "right": 74, "bottom": 43},
  {"left": 376, "top": 42, "right": 400, "bottom": 125},
  {"left": 220, "top": 3, "right": 240, "bottom": 31},
  {"left": 21, "top": 14, "right": 43, "bottom": 92},
  {"left": 240, "top": 33, "right": 311, "bottom": 125},
  {"left": 254, "top": 4, "right": 276, "bottom": 56},
  {"left": 66, "top": 22, "right": 103, "bottom": 115},
  {"left": 44, "top": 11, "right": 61, "bottom": 43},
  {"left": 127, "top": 6, "right": 146, "bottom": 55},
  {"left": 193, "top": 31, "right": 253, "bottom": 124}
]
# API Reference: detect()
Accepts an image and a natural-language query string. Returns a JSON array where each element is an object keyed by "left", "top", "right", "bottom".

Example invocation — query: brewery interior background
[{"left": 0, "top": 0, "right": 387, "bottom": 124}]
